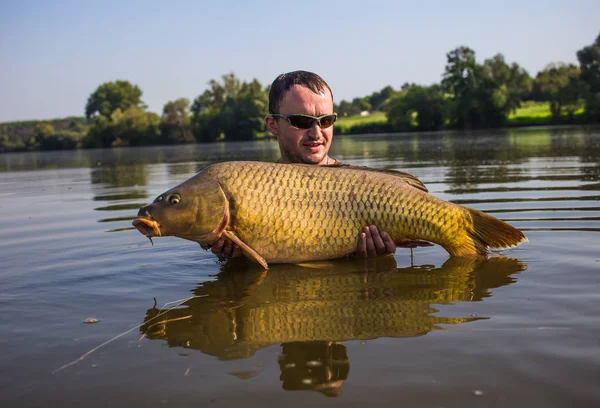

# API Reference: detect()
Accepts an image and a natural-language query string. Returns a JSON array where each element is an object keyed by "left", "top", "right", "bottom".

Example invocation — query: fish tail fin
[{"left": 445, "top": 207, "right": 528, "bottom": 257}]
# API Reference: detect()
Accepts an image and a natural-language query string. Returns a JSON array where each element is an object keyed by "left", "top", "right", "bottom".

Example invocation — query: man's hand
[
  {"left": 356, "top": 225, "right": 396, "bottom": 258},
  {"left": 209, "top": 225, "right": 395, "bottom": 261},
  {"left": 210, "top": 238, "right": 242, "bottom": 261}
]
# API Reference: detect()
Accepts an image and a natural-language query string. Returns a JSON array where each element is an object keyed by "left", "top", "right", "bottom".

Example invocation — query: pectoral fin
[{"left": 222, "top": 230, "right": 269, "bottom": 269}]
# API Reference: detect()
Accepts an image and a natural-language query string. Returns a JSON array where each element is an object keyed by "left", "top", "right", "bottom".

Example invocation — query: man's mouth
[{"left": 304, "top": 141, "right": 324, "bottom": 151}]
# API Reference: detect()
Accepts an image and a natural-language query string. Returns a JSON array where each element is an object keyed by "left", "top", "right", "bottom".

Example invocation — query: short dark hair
[{"left": 268, "top": 70, "right": 333, "bottom": 113}]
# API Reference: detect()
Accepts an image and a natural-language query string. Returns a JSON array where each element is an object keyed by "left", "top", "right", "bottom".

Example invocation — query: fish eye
[{"left": 168, "top": 194, "right": 181, "bottom": 205}]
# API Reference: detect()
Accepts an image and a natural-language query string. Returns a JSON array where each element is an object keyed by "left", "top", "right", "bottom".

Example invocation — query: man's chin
[
  {"left": 301, "top": 154, "right": 325, "bottom": 165},
  {"left": 300, "top": 148, "right": 326, "bottom": 164}
]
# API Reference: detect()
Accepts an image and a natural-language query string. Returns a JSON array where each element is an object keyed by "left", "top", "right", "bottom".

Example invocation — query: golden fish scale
[
  {"left": 139, "top": 258, "right": 526, "bottom": 359},
  {"left": 204, "top": 162, "right": 472, "bottom": 263},
  {"left": 236, "top": 300, "right": 470, "bottom": 344}
]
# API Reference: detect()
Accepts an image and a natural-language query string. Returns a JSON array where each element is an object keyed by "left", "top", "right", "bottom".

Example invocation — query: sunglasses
[{"left": 271, "top": 113, "right": 338, "bottom": 129}]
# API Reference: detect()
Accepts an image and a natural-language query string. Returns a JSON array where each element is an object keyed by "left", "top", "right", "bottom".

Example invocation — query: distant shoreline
[{"left": 0, "top": 102, "right": 594, "bottom": 153}]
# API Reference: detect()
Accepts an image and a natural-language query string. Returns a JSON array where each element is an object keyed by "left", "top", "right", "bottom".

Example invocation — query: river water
[{"left": 1, "top": 127, "right": 599, "bottom": 407}]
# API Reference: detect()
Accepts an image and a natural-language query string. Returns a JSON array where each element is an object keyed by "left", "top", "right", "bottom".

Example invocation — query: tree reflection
[{"left": 90, "top": 163, "right": 149, "bottom": 187}]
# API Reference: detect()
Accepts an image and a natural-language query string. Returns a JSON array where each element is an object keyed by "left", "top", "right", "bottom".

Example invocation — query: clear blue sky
[{"left": 1, "top": 0, "right": 598, "bottom": 122}]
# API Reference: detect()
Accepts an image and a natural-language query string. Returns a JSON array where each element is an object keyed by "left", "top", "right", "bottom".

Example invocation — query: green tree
[
  {"left": 368, "top": 86, "right": 396, "bottom": 111},
  {"left": 384, "top": 84, "right": 448, "bottom": 131},
  {"left": 160, "top": 98, "right": 194, "bottom": 144},
  {"left": 482, "top": 55, "right": 532, "bottom": 112},
  {"left": 335, "top": 100, "right": 361, "bottom": 117},
  {"left": 220, "top": 79, "right": 268, "bottom": 141},
  {"left": 26, "top": 122, "right": 53, "bottom": 149},
  {"left": 478, "top": 54, "right": 532, "bottom": 125},
  {"left": 191, "top": 73, "right": 267, "bottom": 142},
  {"left": 536, "top": 63, "right": 581, "bottom": 120},
  {"left": 442, "top": 48, "right": 532, "bottom": 128},
  {"left": 441, "top": 46, "right": 482, "bottom": 128},
  {"left": 352, "top": 97, "right": 371, "bottom": 112},
  {"left": 85, "top": 80, "right": 144, "bottom": 119},
  {"left": 85, "top": 107, "right": 160, "bottom": 148},
  {"left": 577, "top": 33, "right": 600, "bottom": 120}
]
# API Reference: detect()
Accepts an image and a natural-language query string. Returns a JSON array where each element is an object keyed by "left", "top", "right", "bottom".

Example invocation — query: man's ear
[{"left": 264, "top": 115, "right": 279, "bottom": 136}]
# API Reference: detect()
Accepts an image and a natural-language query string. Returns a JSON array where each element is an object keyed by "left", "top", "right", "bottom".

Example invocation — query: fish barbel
[{"left": 132, "top": 161, "right": 527, "bottom": 268}]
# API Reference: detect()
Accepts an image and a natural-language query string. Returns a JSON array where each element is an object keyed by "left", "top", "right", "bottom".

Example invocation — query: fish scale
[
  {"left": 205, "top": 162, "right": 472, "bottom": 262},
  {"left": 133, "top": 161, "right": 527, "bottom": 266}
]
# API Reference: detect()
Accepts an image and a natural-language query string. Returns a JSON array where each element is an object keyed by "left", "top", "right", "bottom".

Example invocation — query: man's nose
[{"left": 306, "top": 121, "right": 322, "bottom": 139}]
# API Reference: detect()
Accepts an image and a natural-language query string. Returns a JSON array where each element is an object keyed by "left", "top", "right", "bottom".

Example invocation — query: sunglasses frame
[{"left": 270, "top": 113, "right": 338, "bottom": 129}]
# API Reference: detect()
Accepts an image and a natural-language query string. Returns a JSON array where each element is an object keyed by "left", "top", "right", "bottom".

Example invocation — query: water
[{"left": 1, "top": 127, "right": 599, "bottom": 407}]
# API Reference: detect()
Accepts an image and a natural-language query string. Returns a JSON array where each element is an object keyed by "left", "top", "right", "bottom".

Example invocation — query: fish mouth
[{"left": 132, "top": 217, "right": 162, "bottom": 238}]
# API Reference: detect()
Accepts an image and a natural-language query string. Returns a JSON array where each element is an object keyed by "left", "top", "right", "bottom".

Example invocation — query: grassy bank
[
  {"left": 335, "top": 101, "right": 586, "bottom": 134},
  {"left": 505, "top": 101, "right": 584, "bottom": 127}
]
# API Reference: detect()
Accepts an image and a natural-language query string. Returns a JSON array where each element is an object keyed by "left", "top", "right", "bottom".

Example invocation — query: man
[{"left": 212, "top": 70, "right": 396, "bottom": 260}]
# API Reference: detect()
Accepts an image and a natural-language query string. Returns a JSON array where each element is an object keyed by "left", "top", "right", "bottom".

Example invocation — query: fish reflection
[{"left": 140, "top": 256, "right": 526, "bottom": 394}]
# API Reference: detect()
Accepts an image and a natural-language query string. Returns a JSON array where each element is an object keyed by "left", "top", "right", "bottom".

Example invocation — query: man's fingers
[
  {"left": 369, "top": 225, "right": 386, "bottom": 255},
  {"left": 365, "top": 226, "right": 377, "bottom": 257},
  {"left": 223, "top": 240, "right": 233, "bottom": 256},
  {"left": 232, "top": 244, "right": 243, "bottom": 258},
  {"left": 211, "top": 239, "right": 224, "bottom": 255},
  {"left": 381, "top": 231, "right": 396, "bottom": 254},
  {"left": 357, "top": 232, "right": 367, "bottom": 257}
]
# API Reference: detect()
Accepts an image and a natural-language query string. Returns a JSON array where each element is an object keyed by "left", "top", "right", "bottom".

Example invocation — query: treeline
[
  {"left": 1, "top": 33, "right": 599, "bottom": 152},
  {"left": 340, "top": 36, "right": 598, "bottom": 133}
]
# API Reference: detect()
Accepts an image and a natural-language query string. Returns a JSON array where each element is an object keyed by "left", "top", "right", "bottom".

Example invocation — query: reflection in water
[
  {"left": 140, "top": 256, "right": 527, "bottom": 395},
  {"left": 90, "top": 163, "right": 151, "bottom": 231},
  {"left": 279, "top": 341, "right": 349, "bottom": 397},
  {"left": 2, "top": 128, "right": 599, "bottom": 174},
  {"left": 90, "top": 163, "right": 148, "bottom": 187}
]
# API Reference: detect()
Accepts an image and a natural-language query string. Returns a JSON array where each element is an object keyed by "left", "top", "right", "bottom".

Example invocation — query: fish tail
[{"left": 444, "top": 207, "right": 528, "bottom": 257}]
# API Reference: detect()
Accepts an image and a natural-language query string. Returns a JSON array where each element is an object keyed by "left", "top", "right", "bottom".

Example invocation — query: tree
[
  {"left": 352, "top": 97, "right": 371, "bottom": 112},
  {"left": 85, "top": 107, "right": 160, "bottom": 148},
  {"left": 577, "top": 33, "right": 600, "bottom": 120},
  {"left": 335, "top": 100, "right": 360, "bottom": 117},
  {"left": 441, "top": 47, "right": 482, "bottom": 128},
  {"left": 219, "top": 79, "right": 268, "bottom": 141},
  {"left": 536, "top": 63, "right": 581, "bottom": 120},
  {"left": 442, "top": 48, "right": 532, "bottom": 128},
  {"left": 477, "top": 54, "right": 532, "bottom": 126},
  {"left": 85, "top": 80, "right": 144, "bottom": 119},
  {"left": 481, "top": 54, "right": 532, "bottom": 113},
  {"left": 25, "top": 122, "right": 55, "bottom": 149},
  {"left": 160, "top": 98, "right": 194, "bottom": 144},
  {"left": 384, "top": 85, "right": 449, "bottom": 131},
  {"left": 191, "top": 73, "right": 267, "bottom": 142},
  {"left": 368, "top": 86, "right": 396, "bottom": 111}
]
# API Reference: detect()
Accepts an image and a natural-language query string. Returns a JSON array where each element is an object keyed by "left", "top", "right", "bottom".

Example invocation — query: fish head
[{"left": 132, "top": 175, "right": 229, "bottom": 245}]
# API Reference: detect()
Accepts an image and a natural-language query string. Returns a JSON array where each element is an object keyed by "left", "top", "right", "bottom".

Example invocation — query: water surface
[{"left": 1, "top": 127, "right": 599, "bottom": 407}]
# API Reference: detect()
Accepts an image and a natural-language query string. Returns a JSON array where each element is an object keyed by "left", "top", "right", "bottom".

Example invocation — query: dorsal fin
[{"left": 322, "top": 163, "right": 429, "bottom": 192}]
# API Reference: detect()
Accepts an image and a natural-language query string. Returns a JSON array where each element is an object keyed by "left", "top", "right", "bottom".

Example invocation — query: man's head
[{"left": 265, "top": 71, "right": 336, "bottom": 165}]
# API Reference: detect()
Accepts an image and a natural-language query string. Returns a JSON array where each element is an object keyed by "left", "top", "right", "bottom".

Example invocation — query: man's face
[{"left": 265, "top": 85, "right": 334, "bottom": 165}]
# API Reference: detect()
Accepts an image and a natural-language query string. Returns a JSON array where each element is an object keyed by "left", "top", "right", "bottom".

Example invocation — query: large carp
[{"left": 132, "top": 161, "right": 527, "bottom": 268}]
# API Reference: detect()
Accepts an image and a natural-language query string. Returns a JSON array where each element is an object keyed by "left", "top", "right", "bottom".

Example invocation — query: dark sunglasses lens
[
  {"left": 287, "top": 115, "right": 314, "bottom": 129},
  {"left": 319, "top": 115, "right": 336, "bottom": 128}
]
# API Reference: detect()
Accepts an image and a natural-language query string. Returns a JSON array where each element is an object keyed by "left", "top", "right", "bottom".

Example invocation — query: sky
[{"left": 1, "top": 0, "right": 598, "bottom": 122}]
